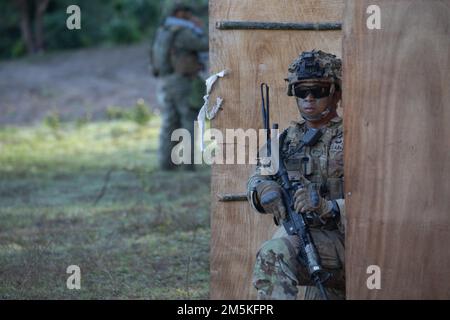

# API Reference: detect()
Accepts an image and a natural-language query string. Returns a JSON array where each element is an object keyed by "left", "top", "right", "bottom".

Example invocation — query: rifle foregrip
[{"left": 303, "top": 238, "right": 323, "bottom": 275}]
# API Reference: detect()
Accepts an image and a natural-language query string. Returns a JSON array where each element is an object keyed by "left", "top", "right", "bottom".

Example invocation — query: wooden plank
[
  {"left": 215, "top": 21, "right": 342, "bottom": 30},
  {"left": 209, "top": 0, "right": 343, "bottom": 299},
  {"left": 343, "top": 0, "right": 450, "bottom": 299}
]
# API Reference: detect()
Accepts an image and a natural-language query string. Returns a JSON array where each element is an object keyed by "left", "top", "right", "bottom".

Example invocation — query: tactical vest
[
  {"left": 170, "top": 29, "right": 205, "bottom": 76},
  {"left": 281, "top": 117, "right": 344, "bottom": 201},
  {"left": 151, "top": 25, "right": 181, "bottom": 77}
]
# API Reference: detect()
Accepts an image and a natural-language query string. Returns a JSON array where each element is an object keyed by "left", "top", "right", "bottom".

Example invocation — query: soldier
[
  {"left": 152, "top": 3, "right": 208, "bottom": 170},
  {"left": 247, "top": 50, "right": 345, "bottom": 300}
]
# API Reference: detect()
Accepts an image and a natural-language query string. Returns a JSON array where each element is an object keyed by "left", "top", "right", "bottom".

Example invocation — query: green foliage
[
  {"left": 75, "top": 112, "right": 92, "bottom": 128},
  {"left": 105, "top": 18, "right": 141, "bottom": 44},
  {"left": 44, "top": 111, "right": 61, "bottom": 131},
  {"left": 106, "top": 100, "right": 154, "bottom": 126},
  {"left": 0, "top": 1, "right": 24, "bottom": 59},
  {"left": 106, "top": 106, "right": 128, "bottom": 120},
  {"left": 131, "top": 99, "right": 153, "bottom": 126},
  {"left": 11, "top": 40, "right": 27, "bottom": 58},
  {"left": 0, "top": 0, "right": 208, "bottom": 60},
  {"left": 0, "top": 1, "right": 148, "bottom": 59}
]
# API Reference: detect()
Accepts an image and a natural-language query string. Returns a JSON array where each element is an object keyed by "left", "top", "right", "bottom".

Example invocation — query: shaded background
[{"left": 0, "top": 0, "right": 210, "bottom": 299}]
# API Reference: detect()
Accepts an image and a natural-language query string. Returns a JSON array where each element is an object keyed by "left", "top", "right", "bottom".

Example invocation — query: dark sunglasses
[{"left": 293, "top": 84, "right": 331, "bottom": 99}]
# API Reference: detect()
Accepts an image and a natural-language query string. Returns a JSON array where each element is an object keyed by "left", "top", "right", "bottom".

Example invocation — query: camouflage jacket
[
  {"left": 247, "top": 116, "right": 346, "bottom": 233},
  {"left": 170, "top": 24, "right": 208, "bottom": 76}
]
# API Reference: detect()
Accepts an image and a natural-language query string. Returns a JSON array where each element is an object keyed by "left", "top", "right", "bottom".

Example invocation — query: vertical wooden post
[{"left": 343, "top": 0, "right": 450, "bottom": 299}]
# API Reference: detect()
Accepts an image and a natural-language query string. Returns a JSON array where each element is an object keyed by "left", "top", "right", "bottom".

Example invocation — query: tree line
[{"left": 0, "top": 0, "right": 208, "bottom": 60}]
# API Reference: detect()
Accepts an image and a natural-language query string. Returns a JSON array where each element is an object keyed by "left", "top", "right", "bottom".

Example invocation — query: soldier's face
[
  {"left": 294, "top": 83, "right": 339, "bottom": 118},
  {"left": 175, "top": 10, "right": 192, "bottom": 20},
  {"left": 181, "top": 10, "right": 193, "bottom": 20}
]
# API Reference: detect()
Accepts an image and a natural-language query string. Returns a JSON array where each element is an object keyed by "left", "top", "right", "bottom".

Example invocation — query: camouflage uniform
[
  {"left": 157, "top": 18, "right": 208, "bottom": 170},
  {"left": 247, "top": 50, "right": 345, "bottom": 300}
]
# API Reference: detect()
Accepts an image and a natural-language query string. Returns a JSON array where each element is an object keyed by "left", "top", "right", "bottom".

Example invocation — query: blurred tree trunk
[
  {"left": 34, "top": 0, "right": 50, "bottom": 53},
  {"left": 15, "top": 0, "right": 50, "bottom": 54},
  {"left": 16, "top": 0, "right": 35, "bottom": 54}
]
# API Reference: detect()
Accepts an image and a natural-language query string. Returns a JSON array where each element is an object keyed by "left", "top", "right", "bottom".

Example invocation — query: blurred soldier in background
[{"left": 151, "top": 3, "right": 208, "bottom": 171}]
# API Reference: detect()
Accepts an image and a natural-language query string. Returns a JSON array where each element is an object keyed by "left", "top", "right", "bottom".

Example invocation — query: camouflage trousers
[
  {"left": 157, "top": 73, "right": 204, "bottom": 171},
  {"left": 253, "top": 226, "right": 345, "bottom": 300}
]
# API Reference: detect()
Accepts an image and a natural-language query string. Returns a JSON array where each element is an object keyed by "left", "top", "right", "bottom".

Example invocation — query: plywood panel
[
  {"left": 209, "top": 0, "right": 343, "bottom": 299},
  {"left": 343, "top": 0, "right": 450, "bottom": 299}
]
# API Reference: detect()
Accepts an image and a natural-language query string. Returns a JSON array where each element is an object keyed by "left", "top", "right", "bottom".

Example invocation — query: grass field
[{"left": 0, "top": 116, "right": 211, "bottom": 299}]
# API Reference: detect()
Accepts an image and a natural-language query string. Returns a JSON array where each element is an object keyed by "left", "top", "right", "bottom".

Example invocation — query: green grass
[{"left": 0, "top": 117, "right": 211, "bottom": 299}]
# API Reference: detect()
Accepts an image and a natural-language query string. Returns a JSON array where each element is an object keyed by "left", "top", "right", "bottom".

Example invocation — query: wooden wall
[
  {"left": 343, "top": 0, "right": 450, "bottom": 299},
  {"left": 209, "top": 0, "right": 343, "bottom": 299}
]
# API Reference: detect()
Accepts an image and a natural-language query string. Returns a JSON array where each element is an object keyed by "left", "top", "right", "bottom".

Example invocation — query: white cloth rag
[{"left": 197, "top": 69, "right": 229, "bottom": 151}]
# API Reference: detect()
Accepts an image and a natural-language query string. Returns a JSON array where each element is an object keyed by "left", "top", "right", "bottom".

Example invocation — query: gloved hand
[
  {"left": 293, "top": 184, "right": 333, "bottom": 219},
  {"left": 255, "top": 181, "right": 287, "bottom": 221}
]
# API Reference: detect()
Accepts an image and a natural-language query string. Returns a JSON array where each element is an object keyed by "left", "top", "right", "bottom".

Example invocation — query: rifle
[{"left": 259, "top": 83, "right": 330, "bottom": 300}]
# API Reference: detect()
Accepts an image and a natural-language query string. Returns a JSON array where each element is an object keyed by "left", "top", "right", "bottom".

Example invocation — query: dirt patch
[{"left": 0, "top": 43, "right": 159, "bottom": 126}]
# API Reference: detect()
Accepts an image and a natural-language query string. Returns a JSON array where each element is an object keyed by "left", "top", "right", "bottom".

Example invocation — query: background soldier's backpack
[{"left": 150, "top": 25, "right": 181, "bottom": 77}]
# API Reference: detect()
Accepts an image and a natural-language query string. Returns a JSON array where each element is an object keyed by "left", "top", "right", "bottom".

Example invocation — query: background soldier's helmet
[
  {"left": 286, "top": 50, "right": 342, "bottom": 96},
  {"left": 170, "top": 2, "right": 193, "bottom": 15}
]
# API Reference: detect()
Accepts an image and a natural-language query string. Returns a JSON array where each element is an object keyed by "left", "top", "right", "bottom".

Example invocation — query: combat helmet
[
  {"left": 170, "top": 2, "right": 194, "bottom": 15},
  {"left": 286, "top": 50, "right": 342, "bottom": 96}
]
